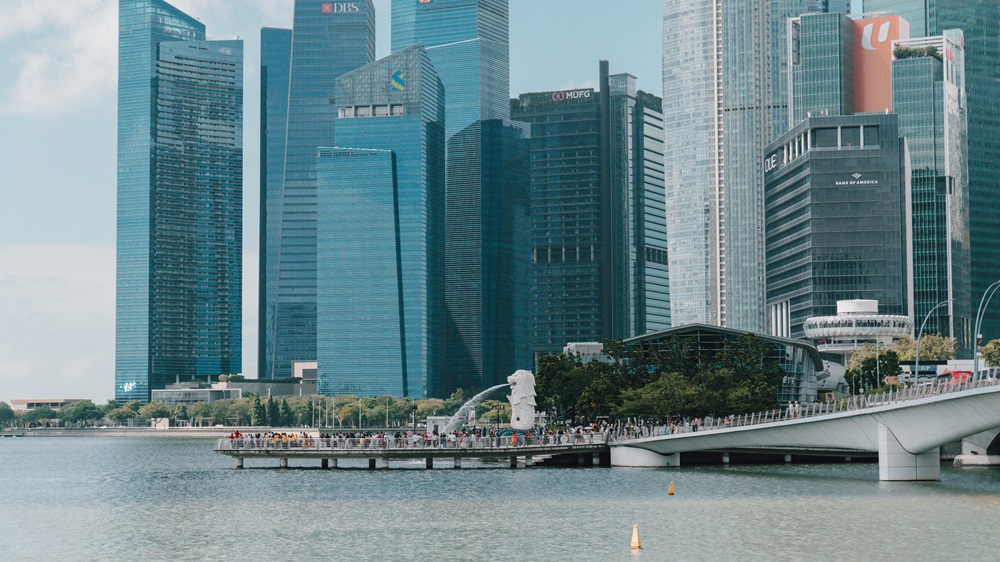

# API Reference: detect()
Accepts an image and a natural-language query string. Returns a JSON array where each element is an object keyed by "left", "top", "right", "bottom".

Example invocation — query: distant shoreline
[{"left": 6, "top": 427, "right": 309, "bottom": 439}]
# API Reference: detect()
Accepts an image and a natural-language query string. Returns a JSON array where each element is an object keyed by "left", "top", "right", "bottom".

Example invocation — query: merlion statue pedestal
[{"left": 507, "top": 370, "right": 537, "bottom": 431}]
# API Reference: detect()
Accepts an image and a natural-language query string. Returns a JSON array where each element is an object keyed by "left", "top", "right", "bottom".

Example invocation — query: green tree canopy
[
  {"left": 173, "top": 404, "right": 189, "bottom": 421},
  {"left": 106, "top": 407, "right": 135, "bottom": 425},
  {"left": 139, "top": 402, "right": 170, "bottom": 420},
  {"left": 0, "top": 401, "right": 16, "bottom": 426},
  {"left": 980, "top": 339, "right": 1000, "bottom": 368},
  {"left": 893, "top": 335, "right": 955, "bottom": 362},
  {"left": 22, "top": 405, "right": 57, "bottom": 425},
  {"left": 846, "top": 350, "right": 901, "bottom": 392},
  {"left": 250, "top": 394, "right": 266, "bottom": 426},
  {"left": 58, "top": 400, "right": 104, "bottom": 425}
]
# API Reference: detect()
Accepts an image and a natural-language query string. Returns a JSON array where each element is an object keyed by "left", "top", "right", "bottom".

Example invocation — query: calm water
[{"left": 3, "top": 437, "right": 999, "bottom": 561}]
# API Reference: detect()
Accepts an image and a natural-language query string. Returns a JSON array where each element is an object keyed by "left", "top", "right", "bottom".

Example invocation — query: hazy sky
[{"left": 0, "top": 0, "right": 662, "bottom": 403}]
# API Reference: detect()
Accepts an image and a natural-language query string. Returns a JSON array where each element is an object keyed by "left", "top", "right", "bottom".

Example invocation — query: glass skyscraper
[
  {"left": 393, "top": 0, "right": 531, "bottom": 393},
  {"left": 866, "top": 0, "right": 1000, "bottom": 346},
  {"left": 512, "top": 62, "right": 669, "bottom": 361},
  {"left": 788, "top": 12, "right": 855, "bottom": 125},
  {"left": 764, "top": 114, "right": 909, "bottom": 338},
  {"left": 116, "top": 0, "right": 242, "bottom": 402},
  {"left": 259, "top": 0, "right": 375, "bottom": 380},
  {"left": 316, "top": 45, "right": 445, "bottom": 398},
  {"left": 892, "top": 33, "right": 971, "bottom": 352}
]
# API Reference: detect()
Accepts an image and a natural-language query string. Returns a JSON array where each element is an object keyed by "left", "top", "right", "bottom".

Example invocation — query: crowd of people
[{"left": 226, "top": 426, "right": 605, "bottom": 450}]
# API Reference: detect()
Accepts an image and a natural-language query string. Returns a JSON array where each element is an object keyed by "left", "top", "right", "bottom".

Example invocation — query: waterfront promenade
[{"left": 215, "top": 432, "right": 609, "bottom": 469}]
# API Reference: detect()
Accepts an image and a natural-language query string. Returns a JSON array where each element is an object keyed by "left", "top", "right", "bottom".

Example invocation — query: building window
[
  {"left": 863, "top": 126, "right": 879, "bottom": 147},
  {"left": 813, "top": 128, "right": 837, "bottom": 148},
  {"left": 841, "top": 126, "right": 861, "bottom": 147}
]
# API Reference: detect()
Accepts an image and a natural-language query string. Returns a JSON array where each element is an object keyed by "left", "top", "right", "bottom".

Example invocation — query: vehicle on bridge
[{"left": 937, "top": 370, "right": 972, "bottom": 385}]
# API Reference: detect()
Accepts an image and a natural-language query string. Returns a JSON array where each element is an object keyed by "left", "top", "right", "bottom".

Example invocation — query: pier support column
[
  {"left": 330, "top": 459, "right": 338, "bottom": 469},
  {"left": 321, "top": 459, "right": 328, "bottom": 469},
  {"left": 577, "top": 453, "right": 586, "bottom": 466},
  {"left": 236, "top": 457, "right": 244, "bottom": 469},
  {"left": 878, "top": 423, "right": 940, "bottom": 481},
  {"left": 454, "top": 458, "right": 462, "bottom": 469},
  {"left": 380, "top": 458, "right": 390, "bottom": 470},
  {"left": 784, "top": 454, "right": 792, "bottom": 464},
  {"left": 279, "top": 458, "right": 288, "bottom": 469},
  {"left": 525, "top": 456, "right": 533, "bottom": 467},
  {"left": 426, "top": 458, "right": 433, "bottom": 470},
  {"left": 368, "top": 459, "right": 377, "bottom": 470},
  {"left": 722, "top": 453, "right": 730, "bottom": 464},
  {"left": 510, "top": 456, "right": 518, "bottom": 468}
]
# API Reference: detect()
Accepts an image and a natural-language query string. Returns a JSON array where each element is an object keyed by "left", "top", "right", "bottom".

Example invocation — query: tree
[
  {"left": 250, "top": 394, "right": 265, "bottom": 426},
  {"left": 0, "top": 401, "right": 16, "bottom": 427},
  {"left": 22, "top": 405, "right": 57, "bottom": 426},
  {"left": 266, "top": 397, "right": 279, "bottom": 427},
  {"left": 124, "top": 400, "right": 142, "bottom": 414},
  {"left": 279, "top": 398, "right": 293, "bottom": 427},
  {"left": 106, "top": 407, "right": 135, "bottom": 425},
  {"left": 847, "top": 350, "right": 901, "bottom": 392},
  {"left": 535, "top": 353, "right": 592, "bottom": 422},
  {"left": 139, "top": 401, "right": 170, "bottom": 420},
  {"left": 614, "top": 372, "right": 701, "bottom": 418},
  {"left": 478, "top": 399, "right": 509, "bottom": 424},
  {"left": 893, "top": 335, "right": 955, "bottom": 362},
  {"left": 58, "top": 400, "right": 104, "bottom": 425},
  {"left": 980, "top": 339, "right": 1000, "bottom": 368},
  {"left": 173, "top": 404, "right": 189, "bottom": 421}
]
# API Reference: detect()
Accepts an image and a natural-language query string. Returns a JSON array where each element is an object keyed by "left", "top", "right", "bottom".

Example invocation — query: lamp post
[
  {"left": 973, "top": 280, "right": 1000, "bottom": 378},
  {"left": 915, "top": 300, "right": 950, "bottom": 381}
]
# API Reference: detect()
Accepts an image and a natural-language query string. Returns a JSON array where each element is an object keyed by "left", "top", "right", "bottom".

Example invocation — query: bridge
[
  {"left": 610, "top": 377, "right": 1000, "bottom": 480},
  {"left": 215, "top": 433, "right": 609, "bottom": 470}
]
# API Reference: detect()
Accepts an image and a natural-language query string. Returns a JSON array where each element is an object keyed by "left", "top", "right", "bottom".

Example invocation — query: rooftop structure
[{"left": 803, "top": 300, "right": 913, "bottom": 362}]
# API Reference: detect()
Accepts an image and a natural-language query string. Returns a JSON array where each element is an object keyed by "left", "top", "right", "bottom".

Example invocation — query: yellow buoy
[
  {"left": 668, "top": 481, "right": 675, "bottom": 495},
  {"left": 631, "top": 524, "right": 642, "bottom": 550}
]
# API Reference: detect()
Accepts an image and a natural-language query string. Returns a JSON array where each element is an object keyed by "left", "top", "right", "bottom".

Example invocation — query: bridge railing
[
  {"left": 612, "top": 374, "right": 1000, "bottom": 442},
  {"left": 216, "top": 432, "right": 606, "bottom": 453}
]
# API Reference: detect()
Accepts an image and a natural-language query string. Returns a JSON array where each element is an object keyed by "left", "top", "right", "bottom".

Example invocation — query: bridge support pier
[
  {"left": 878, "top": 424, "right": 940, "bottom": 481},
  {"left": 329, "top": 459, "right": 338, "bottom": 469},
  {"left": 368, "top": 459, "right": 377, "bottom": 470},
  {"left": 525, "top": 456, "right": 533, "bottom": 467},
  {"left": 454, "top": 458, "right": 462, "bottom": 469},
  {"left": 510, "top": 456, "right": 518, "bottom": 468},
  {"left": 279, "top": 458, "right": 288, "bottom": 469},
  {"left": 380, "top": 458, "right": 390, "bottom": 470},
  {"left": 426, "top": 458, "right": 433, "bottom": 470},
  {"left": 610, "top": 446, "right": 680, "bottom": 467},
  {"left": 236, "top": 457, "right": 243, "bottom": 469},
  {"left": 722, "top": 453, "right": 730, "bottom": 464},
  {"left": 321, "top": 459, "right": 328, "bottom": 469}
]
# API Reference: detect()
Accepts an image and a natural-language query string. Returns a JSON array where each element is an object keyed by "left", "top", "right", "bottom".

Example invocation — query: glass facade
[
  {"left": 662, "top": 0, "right": 724, "bottom": 328},
  {"left": 788, "top": 12, "right": 854, "bottom": 126},
  {"left": 317, "top": 46, "right": 446, "bottom": 398},
  {"left": 116, "top": 0, "right": 242, "bottom": 403},
  {"left": 721, "top": 0, "right": 815, "bottom": 333},
  {"left": 764, "top": 114, "right": 909, "bottom": 339},
  {"left": 258, "top": 27, "right": 292, "bottom": 381},
  {"left": 892, "top": 35, "right": 971, "bottom": 352},
  {"left": 393, "top": 0, "right": 531, "bottom": 393},
  {"left": 261, "top": 0, "right": 375, "bottom": 380},
  {"left": 512, "top": 64, "right": 670, "bottom": 363}
]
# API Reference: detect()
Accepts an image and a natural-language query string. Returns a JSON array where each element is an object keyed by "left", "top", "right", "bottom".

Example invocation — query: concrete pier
[
  {"left": 878, "top": 424, "right": 940, "bottom": 481},
  {"left": 279, "top": 458, "right": 288, "bottom": 469},
  {"left": 453, "top": 458, "right": 462, "bottom": 469},
  {"left": 368, "top": 459, "right": 376, "bottom": 470},
  {"left": 426, "top": 458, "right": 433, "bottom": 469},
  {"left": 321, "top": 459, "right": 328, "bottom": 469},
  {"left": 236, "top": 457, "right": 243, "bottom": 469}
]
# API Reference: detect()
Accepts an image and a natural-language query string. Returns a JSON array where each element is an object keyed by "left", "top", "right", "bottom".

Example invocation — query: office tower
[
  {"left": 662, "top": 0, "right": 724, "bottom": 328},
  {"left": 258, "top": 27, "right": 292, "bottom": 381},
  {"left": 393, "top": 0, "right": 531, "bottom": 394},
  {"left": 866, "top": 0, "right": 1000, "bottom": 345},
  {"left": 260, "top": 0, "right": 375, "bottom": 380},
  {"left": 892, "top": 33, "right": 971, "bottom": 351},
  {"left": 116, "top": 0, "right": 242, "bottom": 403},
  {"left": 765, "top": 114, "right": 909, "bottom": 339},
  {"left": 316, "top": 45, "right": 445, "bottom": 398},
  {"left": 817, "top": 0, "right": 851, "bottom": 13},
  {"left": 511, "top": 63, "right": 669, "bottom": 361},
  {"left": 720, "top": 0, "right": 816, "bottom": 333}
]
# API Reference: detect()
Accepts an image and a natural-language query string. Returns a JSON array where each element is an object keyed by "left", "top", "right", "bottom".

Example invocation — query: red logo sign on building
[
  {"left": 322, "top": 3, "right": 334, "bottom": 13},
  {"left": 551, "top": 91, "right": 566, "bottom": 102},
  {"left": 419, "top": 0, "right": 432, "bottom": 4}
]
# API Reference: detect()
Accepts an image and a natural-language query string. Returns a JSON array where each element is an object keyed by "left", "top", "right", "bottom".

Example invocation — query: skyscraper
[
  {"left": 316, "top": 45, "right": 446, "bottom": 398},
  {"left": 662, "top": 0, "right": 724, "bottom": 328},
  {"left": 865, "top": 0, "right": 1000, "bottom": 346},
  {"left": 393, "top": 0, "right": 530, "bottom": 393},
  {"left": 892, "top": 32, "right": 971, "bottom": 351},
  {"left": 512, "top": 62, "right": 669, "bottom": 361},
  {"left": 260, "top": 0, "right": 375, "bottom": 380},
  {"left": 117, "top": 0, "right": 242, "bottom": 402}
]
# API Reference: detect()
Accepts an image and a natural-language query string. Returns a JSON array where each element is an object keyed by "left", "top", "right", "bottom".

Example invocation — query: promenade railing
[
  {"left": 216, "top": 432, "right": 606, "bottom": 453},
  {"left": 612, "top": 375, "right": 1000, "bottom": 442}
]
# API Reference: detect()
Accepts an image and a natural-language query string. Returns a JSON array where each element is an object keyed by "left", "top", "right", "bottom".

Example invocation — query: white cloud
[
  {"left": 1, "top": 0, "right": 117, "bottom": 115},
  {"left": 0, "top": 243, "right": 115, "bottom": 403}
]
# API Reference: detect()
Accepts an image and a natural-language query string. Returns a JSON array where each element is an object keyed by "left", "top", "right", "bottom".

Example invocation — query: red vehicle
[{"left": 936, "top": 370, "right": 972, "bottom": 385}]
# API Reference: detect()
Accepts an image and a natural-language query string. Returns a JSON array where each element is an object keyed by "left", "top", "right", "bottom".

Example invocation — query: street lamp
[
  {"left": 915, "top": 300, "right": 950, "bottom": 381},
  {"left": 974, "top": 280, "right": 1000, "bottom": 378}
]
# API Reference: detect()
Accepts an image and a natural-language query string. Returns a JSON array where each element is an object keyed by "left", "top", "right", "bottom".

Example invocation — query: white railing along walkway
[
  {"left": 613, "top": 376, "right": 1000, "bottom": 442},
  {"left": 216, "top": 432, "right": 606, "bottom": 453}
]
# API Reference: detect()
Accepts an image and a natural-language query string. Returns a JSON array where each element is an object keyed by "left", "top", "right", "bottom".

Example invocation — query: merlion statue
[{"left": 507, "top": 370, "right": 537, "bottom": 430}]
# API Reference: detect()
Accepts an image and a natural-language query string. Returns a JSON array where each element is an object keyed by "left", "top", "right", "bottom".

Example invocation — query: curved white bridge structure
[{"left": 611, "top": 379, "right": 1000, "bottom": 481}]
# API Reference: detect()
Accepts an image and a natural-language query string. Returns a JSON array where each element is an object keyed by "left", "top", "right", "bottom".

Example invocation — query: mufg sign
[{"left": 551, "top": 89, "right": 593, "bottom": 103}]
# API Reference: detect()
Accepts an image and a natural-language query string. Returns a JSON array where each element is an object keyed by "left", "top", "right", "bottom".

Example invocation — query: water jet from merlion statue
[{"left": 442, "top": 370, "right": 538, "bottom": 433}]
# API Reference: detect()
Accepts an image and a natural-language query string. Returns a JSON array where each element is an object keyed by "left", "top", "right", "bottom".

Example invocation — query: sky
[{"left": 0, "top": 0, "right": 663, "bottom": 403}]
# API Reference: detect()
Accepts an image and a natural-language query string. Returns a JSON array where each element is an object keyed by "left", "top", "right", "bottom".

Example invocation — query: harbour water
[{"left": 3, "top": 437, "right": 999, "bottom": 561}]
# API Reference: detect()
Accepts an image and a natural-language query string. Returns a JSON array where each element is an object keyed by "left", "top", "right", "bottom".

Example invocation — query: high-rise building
[
  {"left": 512, "top": 62, "right": 669, "bottom": 361},
  {"left": 892, "top": 33, "right": 971, "bottom": 351},
  {"left": 662, "top": 0, "right": 724, "bottom": 328},
  {"left": 116, "top": 0, "right": 242, "bottom": 403},
  {"left": 765, "top": 114, "right": 910, "bottom": 339},
  {"left": 316, "top": 45, "right": 446, "bottom": 398},
  {"left": 258, "top": 27, "right": 292, "bottom": 381},
  {"left": 865, "top": 0, "right": 1000, "bottom": 347},
  {"left": 393, "top": 0, "right": 531, "bottom": 394},
  {"left": 259, "top": 0, "right": 375, "bottom": 380}
]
